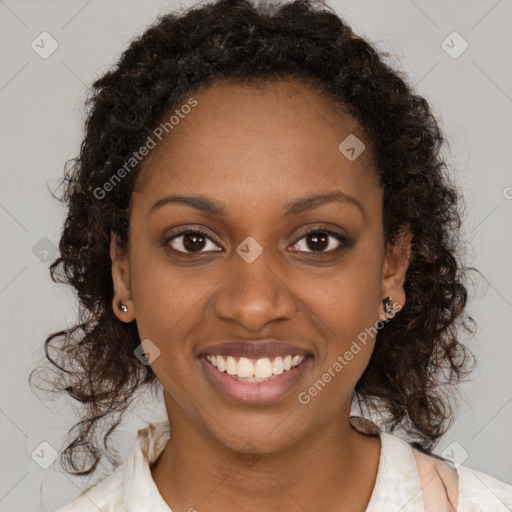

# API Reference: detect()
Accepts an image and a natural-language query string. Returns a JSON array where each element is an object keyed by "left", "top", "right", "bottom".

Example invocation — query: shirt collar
[
  {"left": 121, "top": 415, "right": 384, "bottom": 511},
  {"left": 124, "top": 420, "right": 172, "bottom": 512}
]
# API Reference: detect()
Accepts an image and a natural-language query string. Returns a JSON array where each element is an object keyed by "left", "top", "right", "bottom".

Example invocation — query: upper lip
[{"left": 198, "top": 339, "right": 312, "bottom": 358}]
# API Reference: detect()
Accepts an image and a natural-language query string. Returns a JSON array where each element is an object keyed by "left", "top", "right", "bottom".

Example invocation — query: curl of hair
[{"left": 29, "top": 0, "right": 477, "bottom": 476}]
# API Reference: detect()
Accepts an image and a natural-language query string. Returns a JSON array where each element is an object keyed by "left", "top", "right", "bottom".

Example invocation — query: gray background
[{"left": 0, "top": 0, "right": 511, "bottom": 510}]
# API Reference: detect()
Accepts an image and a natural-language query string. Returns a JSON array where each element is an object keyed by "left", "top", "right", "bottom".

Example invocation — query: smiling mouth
[{"left": 203, "top": 354, "right": 310, "bottom": 382}]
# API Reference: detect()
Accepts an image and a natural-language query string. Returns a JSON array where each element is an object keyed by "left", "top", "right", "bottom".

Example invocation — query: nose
[{"left": 213, "top": 247, "right": 297, "bottom": 332}]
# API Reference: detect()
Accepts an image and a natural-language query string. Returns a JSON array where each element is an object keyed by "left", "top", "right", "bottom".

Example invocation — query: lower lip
[{"left": 199, "top": 356, "right": 313, "bottom": 405}]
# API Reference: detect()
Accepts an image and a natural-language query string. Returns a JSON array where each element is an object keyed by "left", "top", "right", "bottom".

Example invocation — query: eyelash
[
  {"left": 290, "top": 228, "right": 352, "bottom": 253},
  {"left": 164, "top": 227, "right": 353, "bottom": 255}
]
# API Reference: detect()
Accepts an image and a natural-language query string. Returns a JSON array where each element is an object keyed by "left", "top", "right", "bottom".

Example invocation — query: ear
[
  {"left": 110, "top": 232, "right": 136, "bottom": 322},
  {"left": 380, "top": 224, "right": 412, "bottom": 320}
]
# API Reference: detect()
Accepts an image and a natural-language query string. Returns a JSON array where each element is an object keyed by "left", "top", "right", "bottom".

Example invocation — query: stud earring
[
  {"left": 117, "top": 300, "right": 128, "bottom": 313},
  {"left": 383, "top": 297, "right": 393, "bottom": 315}
]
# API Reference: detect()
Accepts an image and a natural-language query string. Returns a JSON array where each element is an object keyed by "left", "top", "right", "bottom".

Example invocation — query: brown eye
[
  {"left": 290, "top": 229, "right": 353, "bottom": 253},
  {"left": 166, "top": 229, "right": 222, "bottom": 254},
  {"left": 305, "top": 232, "right": 330, "bottom": 252}
]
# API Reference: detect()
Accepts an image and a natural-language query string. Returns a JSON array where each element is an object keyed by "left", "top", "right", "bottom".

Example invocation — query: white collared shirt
[{"left": 52, "top": 417, "right": 512, "bottom": 511}]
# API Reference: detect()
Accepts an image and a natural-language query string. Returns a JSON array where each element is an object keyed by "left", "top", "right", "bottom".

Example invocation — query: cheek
[
  {"left": 297, "top": 274, "right": 379, "bottom": 415},
  {"left": 301, "top": 247, "right": 384, "bottom": 336},
  {"left": 296, "top": 244, "right": 383, "bottom": 390},
  {"left": 129, "top": 249, "right": 208, "bottom": 401},
  {"left": 129, "top": 240, "right": 210, "bottom": 340}
]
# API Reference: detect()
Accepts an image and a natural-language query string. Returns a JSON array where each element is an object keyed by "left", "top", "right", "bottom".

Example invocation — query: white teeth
[
  {"left": 272, "top": 356, "right": 284, "bottom": 375},
  {"left": 291, "top": 355, "right": 302, "bottom": 366},
  {"left": 254, "top": 358, "right": 273, "bottom": 379},
  {"left": 205, "top": 354, "right": 306, "bottom": 379},
  {"left": 237, "top": 357, "right": 254, "bottom": 378},
  {"left": 226, "top": 356, "right": 237, "bottom": 376}
]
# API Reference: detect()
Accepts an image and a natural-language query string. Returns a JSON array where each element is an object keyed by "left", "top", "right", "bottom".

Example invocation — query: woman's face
[{"left": 112, "top": 79, "right": 410, "bottom": 454}]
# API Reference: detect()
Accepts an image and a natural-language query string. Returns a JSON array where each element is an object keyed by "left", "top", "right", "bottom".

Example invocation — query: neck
[{"left": 150, "top": 398, "right": 380, "bottom": 511}]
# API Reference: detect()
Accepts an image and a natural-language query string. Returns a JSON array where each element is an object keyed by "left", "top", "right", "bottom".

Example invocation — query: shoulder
[
  {"left": 351, "top": 414, "right": 512, "bottom": 512},
  {"left": 50, "top": 420, "right": 171, "bottom": 512},
  {"left": 411, "top": 446, "right": 459, "bottom": 511},
  {"left": 456, "top": 464, "right": 512, "bottom": 510},
  {"left": 412, "top": 444, "right": 512, "bottom": 511},
  {"left": 50, "top": 464, "right": 127, "bottom": 512}
]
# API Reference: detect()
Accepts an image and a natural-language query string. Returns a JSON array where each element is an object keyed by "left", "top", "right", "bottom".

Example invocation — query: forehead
[{"left": 132, "top": 78, "right": 381, "bottom": 219}]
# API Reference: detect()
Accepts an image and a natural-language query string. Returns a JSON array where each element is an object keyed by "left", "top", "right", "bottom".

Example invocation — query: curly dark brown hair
[{"left": 30, "top": 0, "right": 477, "bottom": 476}]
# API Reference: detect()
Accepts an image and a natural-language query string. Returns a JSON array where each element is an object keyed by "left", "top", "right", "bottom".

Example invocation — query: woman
[{"left": 35, "top": 0, "right": 512, "bottom": 509}]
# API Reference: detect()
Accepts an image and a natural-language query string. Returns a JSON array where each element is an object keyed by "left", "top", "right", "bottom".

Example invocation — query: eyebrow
[{"left": 150, "top": 191, "right": 366, "bottom": 221}]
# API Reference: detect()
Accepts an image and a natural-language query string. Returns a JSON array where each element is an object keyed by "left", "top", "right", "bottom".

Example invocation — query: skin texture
[{"left": 110, "top": 79, "right": 412, "bottom": 511}]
